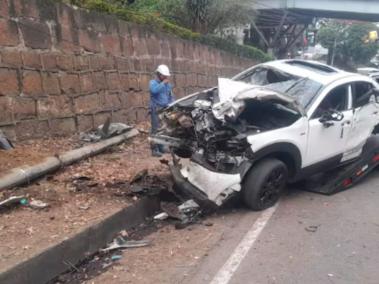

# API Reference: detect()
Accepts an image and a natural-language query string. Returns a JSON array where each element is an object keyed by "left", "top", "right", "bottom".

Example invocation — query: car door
[
  {"left": 305, "top": 83, "right": 354, "bottom": 167},
  {"left": 343, "top": 81, "right": 379, "bottom": 161}
]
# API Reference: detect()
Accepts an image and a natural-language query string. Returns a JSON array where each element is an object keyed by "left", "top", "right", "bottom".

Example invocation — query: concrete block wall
[{"left": 0, "top": 0, "right": 257, "bottom": 140}]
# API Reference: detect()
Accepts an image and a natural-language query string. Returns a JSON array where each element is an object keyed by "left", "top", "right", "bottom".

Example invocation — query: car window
[
  {"left": 353, "top": 81, "right": 374, "bottom": 108},
  {"left": 312, "top": 84, "right": 349, "bottom": 118}
]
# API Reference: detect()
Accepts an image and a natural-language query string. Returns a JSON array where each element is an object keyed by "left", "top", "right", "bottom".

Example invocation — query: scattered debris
[
  {"left": 79, "top": 132, "right": 101, "bottom": 143},
  {"left": 175, "top": 200, "right": 202, "bottom": 230},
  {"left": 178, "top": 199, "right": 200, "bottom": 213},
  {"left": 63, "top": 260, "right": 80, "bottom": 272},
  {"left": 0, "top": 130, "right": 13, "bottom": 150},
  {"left": 80, "top": 118, "right": 133, "bottom": 142},
  {"left": 101, "top": 236, "right": 150, "bottom": 253},
  {"left": 154, "top": 212, "right": 169, "bottom": 221},
  {"left": 0, "top": 195, "right": 26, "bottom": 210},
  {"left": 130, "top": 169, "right": 148, "bottom": 184},
  {"left": 119, "top": 230, "right": 129, "bottom": 238},
  {"left": 29, "top": 199, "right": 49, "bottom": 209},
  {"left": 160, "top": 201, "right": 183, "bottom": 220},
  {"left": 78, "top": 204, "right": 91, "bottom": 210},
  {"left": 155, "top": 199, "right": 203, "bottom": 230},
  {"left": 102, "top": 262, "right": 113, "bottom": 269},
  {"left": 71, "top": 175, "right": 99, "bottom": 192},
  {"left": 129, "top": 169, "right": 169, "bottom": 196},
  {"left": 98, "top": 121, "right": 133, "bottom": 139},
  {"left": 111, "top": 255, "right": 123, "bottom": 261},
  {"left": 305, "top": 225, "right": 319, "bottom": 233},
  {"left": 1, "top": 195, "right": 49, "bottom": 211},
  {"left": 159, "top": 159, "right": 170, "bottom": 166}
]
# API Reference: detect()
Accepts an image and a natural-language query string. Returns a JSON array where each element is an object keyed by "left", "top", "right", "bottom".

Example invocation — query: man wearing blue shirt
[{"left": 149, "top": 64, "right": 175, "bottom": 157}]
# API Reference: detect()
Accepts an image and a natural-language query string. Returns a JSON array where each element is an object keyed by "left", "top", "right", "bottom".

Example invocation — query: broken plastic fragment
[
  {"left": 154, "top": 212, "right": 169, "bottom": 220},
  {"left": 29, "top": 199, "right": 49, "bottom": 209},
  {"left": 111, "top": 255, "right": 123, "bottom": 261},
  {"left": 0, "top": 195, "right": 26, "bottom": 209}
]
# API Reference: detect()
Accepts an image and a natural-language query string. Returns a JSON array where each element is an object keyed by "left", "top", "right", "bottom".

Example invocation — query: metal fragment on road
[
  {"left": 178, "top": 199, "right": 200, "bottom": 213},
  {"left": 161, "top": 201, "right": 184, "bottom": 220},
  {"left": 101, "top": 237, "right": 151, "bottom": 253}
]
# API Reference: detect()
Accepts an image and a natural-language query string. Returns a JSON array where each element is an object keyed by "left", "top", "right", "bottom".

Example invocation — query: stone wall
[{"left": 0, "top": 0, "right": 258, "bottom": 140}]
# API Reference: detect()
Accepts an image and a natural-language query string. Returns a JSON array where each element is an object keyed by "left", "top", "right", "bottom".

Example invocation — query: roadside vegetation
[
  {"left": 65, "top": 0, "right": 272, "bottom": 62},
  {"left": 318, "top": 20, "right": 379, "bottom": 70}
]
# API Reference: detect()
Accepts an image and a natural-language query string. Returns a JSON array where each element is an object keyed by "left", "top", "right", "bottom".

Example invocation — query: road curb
[{"left": 0, "top": 197, "right": 160, "bottom": 284}]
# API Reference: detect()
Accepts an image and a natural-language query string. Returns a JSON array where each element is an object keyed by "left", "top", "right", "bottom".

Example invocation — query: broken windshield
[
  {"left": 234, "top": 67, "right": 323, "bottom": 110},
  {"left": 245, "top": 77, "right": 323, "bottom": 111},
  {"left": 282, "top": 78, "right": 323, "bottom": 109}
]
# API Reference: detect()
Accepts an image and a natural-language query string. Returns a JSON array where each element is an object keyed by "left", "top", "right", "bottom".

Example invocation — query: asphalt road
[{"left": 183, "top": 168, "right": 379, "bottom": 284}]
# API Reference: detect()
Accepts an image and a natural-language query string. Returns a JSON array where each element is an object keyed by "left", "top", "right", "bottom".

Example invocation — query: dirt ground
[
  {"left": 84, "top": 214, "right": 228, "bottom": 284},
  {"left": 0, "top": 137, "right": 78, "bottom": 174},
  {"left": 0, "top": 125, "right": 171, "bottom": 274}
]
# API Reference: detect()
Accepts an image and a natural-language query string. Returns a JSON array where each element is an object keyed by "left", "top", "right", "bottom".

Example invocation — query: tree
[
  {"left": 342, "top": 23, "right": 378, "bottom": 66},
  {"left": 127, "top": 0, "right": 256, "bottom": 35},
  {"left": 318, "top": 20, "right": 378, "bottom": 69}
]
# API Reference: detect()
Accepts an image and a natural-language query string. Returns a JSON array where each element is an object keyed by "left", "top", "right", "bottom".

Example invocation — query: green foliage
[
  {"left": 126, "top": 0, "right": 160, "bottom": 13},
  {"left": 199, "top": 35, "right": 272, "bottom": 62},
  {"left": 318, "top": 20, "right": 378, "bottom": 67},
  {"left": 65, "top": 0, "right": 271, "bottom": 62},
  {"left": 343, "top": 23, "right": 378, "bottom": 65},
  {"left": 318, "top": 21, "right": 345, "bottom": 50},
  {"left": 157, "top": 0, "right": 256, "bottom": 34}
]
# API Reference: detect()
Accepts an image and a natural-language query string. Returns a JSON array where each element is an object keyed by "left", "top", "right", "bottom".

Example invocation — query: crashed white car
[{"left": 152, "top": 60, "right": 379, "bottom": 210}]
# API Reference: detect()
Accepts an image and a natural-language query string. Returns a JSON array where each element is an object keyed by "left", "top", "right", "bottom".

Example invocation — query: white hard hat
[{"left": 156, "top": 64, "right": 170, "bottom": 76}]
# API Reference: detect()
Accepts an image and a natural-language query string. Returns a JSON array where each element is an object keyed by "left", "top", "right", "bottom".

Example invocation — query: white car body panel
[
  {"left": 306, "top": 109, "right": 354, "bottom": 166},
  {"left": 180, "top": 159, "right": 241, "bottom": 205},
  {"left": 347, "top": 100, "right": 379, "bottom": 156},
  {"left": 246, "top": 117, "right": 308, "bottom": 168},
  {"left": 217, "top": 78, "right": 252, "bottom": 102}
]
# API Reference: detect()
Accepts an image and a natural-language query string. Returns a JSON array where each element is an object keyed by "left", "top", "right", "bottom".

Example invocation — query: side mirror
[{"left": 319, "top": 110, "right": 344, "bottom": 127}]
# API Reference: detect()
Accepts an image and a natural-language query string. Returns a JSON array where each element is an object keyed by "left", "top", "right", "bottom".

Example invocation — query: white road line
[{"left": 209, "top": 204, "right": 278, "bottom": 284}]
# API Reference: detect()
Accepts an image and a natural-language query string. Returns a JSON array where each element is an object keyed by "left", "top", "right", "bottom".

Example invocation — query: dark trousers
[{"left": 150, "top": 105, "right": 164, "bottom": 153}]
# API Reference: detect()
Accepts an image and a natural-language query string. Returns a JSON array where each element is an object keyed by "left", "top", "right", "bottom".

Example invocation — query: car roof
[
  {"left": 261, "top": 59, "right": 359, "bottom": 85},
  {"left": 357, "top": 67, "right": 379, "bottom": 74}
]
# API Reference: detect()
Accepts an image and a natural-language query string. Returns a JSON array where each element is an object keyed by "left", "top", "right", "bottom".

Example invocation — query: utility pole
[{"left": 331, "top": 37, "right": 337, "bottom": 66}]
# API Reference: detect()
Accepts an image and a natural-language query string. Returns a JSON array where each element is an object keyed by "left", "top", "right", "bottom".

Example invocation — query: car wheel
[{"left": 242, "top": 158, "right": 288, "bottom": 211}]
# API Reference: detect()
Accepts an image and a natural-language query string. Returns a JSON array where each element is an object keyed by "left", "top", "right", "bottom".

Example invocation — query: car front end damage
[{"left": 150, "top": 78, "right": 304, "bottom": 206}]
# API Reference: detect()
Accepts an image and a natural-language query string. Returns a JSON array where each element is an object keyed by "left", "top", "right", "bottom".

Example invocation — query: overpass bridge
[
  {"left": 255, "top": 0, "right": 379, "bottom": 22},
  {"left": 248, "top": 0, "right": 379, "bottom": 57}
]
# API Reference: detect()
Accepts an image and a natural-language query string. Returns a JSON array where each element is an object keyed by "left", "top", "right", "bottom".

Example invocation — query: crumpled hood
[{"left": 212, "top": 78, "right": 305, "bottom": 121}]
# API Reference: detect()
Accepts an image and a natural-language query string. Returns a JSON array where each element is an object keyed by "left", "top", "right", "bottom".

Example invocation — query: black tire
[{"left": 242, "top": 158, "right": 288, "bottom": 211}]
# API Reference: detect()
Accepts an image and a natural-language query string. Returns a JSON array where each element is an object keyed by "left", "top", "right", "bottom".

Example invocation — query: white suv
[{"left": 152, "top": 60, "right": 379, "bottom": 210}]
